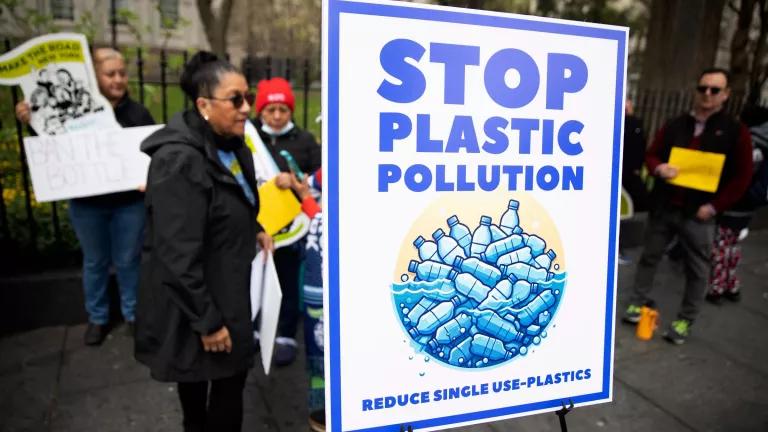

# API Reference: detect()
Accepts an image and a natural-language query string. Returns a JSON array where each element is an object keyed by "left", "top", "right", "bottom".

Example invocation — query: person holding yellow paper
[
  {"left": 251, "top": 78, "right": 321, "bottom": 367},
  {"left": 623, "top": 68, "right": 753, "bottom": 345}
]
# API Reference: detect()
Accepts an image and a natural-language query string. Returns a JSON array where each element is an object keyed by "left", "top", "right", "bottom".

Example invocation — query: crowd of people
[{"left": 15, "top": 48, "right": 768, "bottom": 431}]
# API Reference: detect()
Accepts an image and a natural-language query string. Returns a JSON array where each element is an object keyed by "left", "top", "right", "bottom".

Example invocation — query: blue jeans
[{"left": 68, "top": 199, "right": 145, "bottom": 325}]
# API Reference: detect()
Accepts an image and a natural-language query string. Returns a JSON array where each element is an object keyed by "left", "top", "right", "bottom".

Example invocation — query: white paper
[
  {"left": 250, "top": 250, "right": 283, "bottom": 375},
  {"left": 0, "top": 33, "right": 120, "bottom": 135},
  {"left": 22, "top": 125, "right": 162, "bottom": 202}
]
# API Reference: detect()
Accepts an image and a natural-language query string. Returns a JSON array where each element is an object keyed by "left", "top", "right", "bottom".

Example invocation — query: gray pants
[{"left": 630, "top": 206, "right": 715, "bottom": 322}]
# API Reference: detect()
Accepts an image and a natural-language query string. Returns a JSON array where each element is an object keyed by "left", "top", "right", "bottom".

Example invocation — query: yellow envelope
[
  {"left": 667, "top": 147, "right": 725, "bottom": 193},
  {"left": 257, "top": 179, "right": 302, "bottom": 235}
]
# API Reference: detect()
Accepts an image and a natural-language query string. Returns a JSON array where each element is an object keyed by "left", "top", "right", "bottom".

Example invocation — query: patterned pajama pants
[{"left": 708, "top": 225, "right": 741, "bottom": 295}]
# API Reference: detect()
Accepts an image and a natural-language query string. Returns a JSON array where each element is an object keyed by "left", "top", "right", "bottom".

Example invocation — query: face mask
[{"left": 261, "top": 121, "right": 294, "bottom": 137}]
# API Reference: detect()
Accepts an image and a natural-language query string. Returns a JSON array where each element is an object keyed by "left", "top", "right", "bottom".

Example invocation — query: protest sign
[
  {"left": 23, "top": 125, "right": 161, "bottom": 202},
  {"left": 0, "top": 33, "right": 120, "bottom": 135},
  {"left": 667, "top": 147, "right": 725, "bottom": 193},
  {"left": 322, "top": 0, "right": 627, "bottom": 430}
]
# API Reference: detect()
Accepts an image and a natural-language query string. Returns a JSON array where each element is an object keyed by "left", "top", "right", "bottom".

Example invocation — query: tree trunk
[
  {"left": 641, "top": 0, "right": 727, "bottom": 91},
  {"left": 730, "top": 0, "right": 757, "bottom": 95},
  {"left": 196, "top": 0, "right": 234, "bottom": 57},
  {"left": 747, "top": 0, "right": 768, "bottom": 103}
]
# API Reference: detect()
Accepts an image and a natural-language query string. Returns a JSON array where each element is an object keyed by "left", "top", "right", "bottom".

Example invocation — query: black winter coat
[
  {"left": 253, "top": 118, "right": 321, "bottom": 176},
  {"left": 135, "top": 110, "right": 262, "bottom": 382}
]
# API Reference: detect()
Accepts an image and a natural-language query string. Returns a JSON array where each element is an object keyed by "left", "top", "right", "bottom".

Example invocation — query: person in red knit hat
[{"left": 253, "top": 77, "right": 321, "bottom": 367}]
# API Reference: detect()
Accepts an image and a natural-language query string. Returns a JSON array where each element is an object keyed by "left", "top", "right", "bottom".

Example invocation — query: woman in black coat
[{"left": 135, "top": 51, "right": 272, "bottom": 432}]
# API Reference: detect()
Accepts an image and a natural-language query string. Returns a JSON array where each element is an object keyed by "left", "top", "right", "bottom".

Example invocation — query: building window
[
  {"left": 50, "top": 0, "right": 74, "bottom": 20},
  {"left": 159, "top": 0, "right": 179, "bottom": 29},
  {"left": 113, "top": 0, "right": 130, "bottom": 25}
]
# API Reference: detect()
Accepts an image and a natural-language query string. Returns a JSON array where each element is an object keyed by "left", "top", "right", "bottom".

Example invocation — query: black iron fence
[
  {"left": 0, "top": 39, "right": 320, "bottom": 274},
  {"left": 1, "top": 37, "right": 766, "bottom": 274}
]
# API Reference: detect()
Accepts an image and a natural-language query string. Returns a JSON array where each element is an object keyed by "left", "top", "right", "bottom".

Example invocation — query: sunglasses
[
  {"left": 206, "top": 91, "right": 256, "bottom": 108},
  {"left": 696, "top": 85, "right": 723, "bottom": 95}
]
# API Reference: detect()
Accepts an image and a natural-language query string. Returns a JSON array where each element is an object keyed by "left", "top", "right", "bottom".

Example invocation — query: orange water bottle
[{"left": 635, "top": 306, "right": 658, "bottom": 340}]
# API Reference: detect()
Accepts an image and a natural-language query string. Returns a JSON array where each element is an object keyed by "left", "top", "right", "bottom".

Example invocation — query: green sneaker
[
  {"left": 622, "top": 304, "right": 642, "bottom": 324},
  {"left": 664, "top": 319, "right": 691, "bottom": 345}
]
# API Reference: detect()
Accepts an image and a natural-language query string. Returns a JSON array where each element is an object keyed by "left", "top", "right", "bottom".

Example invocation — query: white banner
[
  {"left": 23, "top": 125, "right": 162, "bottom": 202},
  {"left": 322, "top": 0, "right": 627, "bottom": 430},
  {"left": 0, "top": 33, "right": 120, "bottom": 135}
]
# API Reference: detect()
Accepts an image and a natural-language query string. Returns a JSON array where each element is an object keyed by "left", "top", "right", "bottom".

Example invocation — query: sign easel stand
[{"left": 399, "top": 399, "right": 574, "bottom": 432}]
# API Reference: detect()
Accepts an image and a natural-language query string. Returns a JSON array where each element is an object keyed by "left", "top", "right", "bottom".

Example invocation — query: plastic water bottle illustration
[
  {"left": 509, "top": 280, "right": 539, "bottom": 306},
  {"left": 447, "top": 215, "right": 472, "bottom": 256},
  {"left": 525, "top": 235, "right": 546, "bottom": 256},
  {"left": 470, "top": 334, "right": 514, "bottom": 361},
  {"left": 432, "top": 228, "right": 466, "bottom": 265},
  {"left": 499, "top": 199, "right": 520, "bottom": 234},
  {"left": 477, "top": 277, "right": 514, "bottom": 310},
  {"left": 501, "top": 262, "right": 553, "bottom": 284},
  {"left": 453, "top": 256, "right": 502, "bottom": 287},
  {"left": 474, "top": 310, "right": 525, "bottom": 343},
  {"left": 448, "top": 270, "right": 492, "bottom": 304},
  {"left": 429, "top": 313, "right": 472, "bottom": 348},
  {"left": 470, "top": 216, "right": 493, "bottom": 258},
  {"left": 481, "top": 234, "right": 525, "bottom": 263},
  {"left": 409, "top": 298, "right": 461, "bottom": 337},
  {"left": 448, "top": 336, "right": 473, "bottom": 366},
  {"left": 408, "top": 259, "right": 452, "bottom": 281},
  {"left": 490, "top": 224, "right": 507, "bottom": 242},
  {"left": 508, "top": 290, "right": 556, "bottom": 326},
  {"left": 532, "top": 249, "right": 557, "bottom": 270},
  {"left": 405, "top": 296, "right": 438, "bottom": 326},
  {"left": 496, "top": 246, "right": 533, "bottom": 267},
  {"left": 413, "top": 235, "right": 439, "bottom": 261},
  {"left": 394, "top": 197, "right": 566, "bottom": 369}
]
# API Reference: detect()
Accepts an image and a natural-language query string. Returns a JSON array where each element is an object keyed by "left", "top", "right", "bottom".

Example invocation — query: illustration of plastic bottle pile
[{"left": 392, "top": 199, "right": 566, "bottom": 369}]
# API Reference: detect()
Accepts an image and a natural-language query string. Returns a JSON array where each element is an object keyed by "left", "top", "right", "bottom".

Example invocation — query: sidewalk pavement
[{"left": 2, "top": 231, "right": 767, "bottom": 432}]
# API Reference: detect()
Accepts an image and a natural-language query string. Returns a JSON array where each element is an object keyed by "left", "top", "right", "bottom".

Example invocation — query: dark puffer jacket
[
  {"left": 135, "top": 110, "right": 262, "bottom": 382},
  {"left": 253, "top": 118, "right": 321, "bottom": 175}
]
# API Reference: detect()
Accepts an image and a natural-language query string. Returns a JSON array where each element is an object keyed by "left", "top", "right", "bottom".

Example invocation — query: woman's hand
[
  {"left": 289, "top": 173, "right": 311, "bottom": 200},
  {"left": 15, "top": 102, "right": 31, "bottom": 124},
  {"left": 201, "top": 326, "right": 232, "bottom": 353},
  {"left": 257, "top": 231, "right": 274, "bottom": 254},
  {"left": 275, "top": 172, "right": 292, "bottom": 189}
]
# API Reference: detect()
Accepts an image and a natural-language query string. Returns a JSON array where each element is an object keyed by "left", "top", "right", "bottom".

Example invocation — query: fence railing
[
  {"left": 0, "top": 39, "right": 320, "bottom": 273},
  {"left": 1, "top": 38, "right": 766, "bottom": 273}
]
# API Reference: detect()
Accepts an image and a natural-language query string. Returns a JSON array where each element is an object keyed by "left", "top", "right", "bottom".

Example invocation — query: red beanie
[{"left": 255, "top": 77, "right": 295, "bottom": 114}]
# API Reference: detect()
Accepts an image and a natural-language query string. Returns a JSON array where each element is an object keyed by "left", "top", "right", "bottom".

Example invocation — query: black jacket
[
  {"left": 135, "top": 110, "right": 262, "bottom": 382},
  {"left": 253, "top": 118, "right": 321, "bottom": 175}
]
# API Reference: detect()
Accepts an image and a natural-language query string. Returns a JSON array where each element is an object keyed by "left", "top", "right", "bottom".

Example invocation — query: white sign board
[
  {"left": 23, "top": 125, "right": 161, "bottom": 202},
  {"left": 0, "top": 33, "right": 120, "bottom": 135},
  {"left": 322, "top": 0, "right": 627, "bottom": 430}
]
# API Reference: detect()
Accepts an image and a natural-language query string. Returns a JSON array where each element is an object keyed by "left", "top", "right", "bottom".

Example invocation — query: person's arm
[
  {"left": 709, "top": 124, "right": 754, "bottom": 213},
  {"left": 645, "top": 125, "right": 678, "bottom": 179},
  {"left": 289, "top": 173, "right": 321, "bottom": 218},
  {"left": 148, "top": 147, "right": 223, "bottom": 336}
]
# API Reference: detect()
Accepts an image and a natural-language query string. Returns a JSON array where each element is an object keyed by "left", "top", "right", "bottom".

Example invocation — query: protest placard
[
  {"left": 23, "top": 125, "right": 161, "bottom": 202},
  {"left": 0, "top": 33, "right": 120, "bottom": 135},
  {"left": 322, "top": 0, "right": 627, "bottom": 430}
]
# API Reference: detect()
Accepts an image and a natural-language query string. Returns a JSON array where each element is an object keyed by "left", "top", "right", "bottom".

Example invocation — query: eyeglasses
[
  {"left": 206, "top": 92, "right": 256, "bottom": 108},
  {"left": 696, "top": 85, "right": 723, "bottom": 95}
]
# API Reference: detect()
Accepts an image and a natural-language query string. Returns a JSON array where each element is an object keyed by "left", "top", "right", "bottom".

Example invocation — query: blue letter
[
  {"left": 446, "top": 116, "right": 479, "bottom": 153},
  {"left": 405, "top": 164, "right": 432, "bottom": 192},
  {"left": 557, "top": 120, "right": 584, "bottom": 155},
  {"left": 378, "top": 39, "right": 426, "bottom": 103},
  {"left": 484, "top": 49, "right": 540, "bottom": 109},
  {"left": 379, "top": 164, "right": 401, "bottom": 192},
  {"left": 380, "top": 112, "right": 412, "bottom": 152},
  {"left": 417, "top": 114, "right": 443, "bottom": 152},
  {"left": 562, "top": 166, "right": 583, "bottom": 190},
  {"left": 546, "top": 53, "right": 588, "bottom": 110},
  {"left": 482, "top": 117, "right": 509, "bottom": 154},
  {"left": 510, "top": 118, "right": 539, "bottom": 154},
  {"left": 536, "top": 165, "right": 560, "bottom": 191},
  {"left": 430, "top": 43, "right": 480, "bottom": 104}
]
